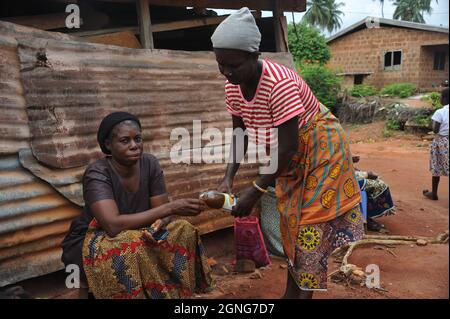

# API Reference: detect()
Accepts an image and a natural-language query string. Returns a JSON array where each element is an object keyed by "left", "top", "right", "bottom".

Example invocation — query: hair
[
  {"left": 441, "top": 87, "right": 449, "bottom": 106},
  {"left": 107, "top": 119, "right": 141, "bottom": 141},
  {"left": 97, "top": 112, "right": 142, "bottom": 154}
]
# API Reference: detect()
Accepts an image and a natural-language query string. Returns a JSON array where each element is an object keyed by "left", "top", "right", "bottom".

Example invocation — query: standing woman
[
  {"left": 61, "top": 112, "right": 212, "bottom": 299},
  {"left": 423, "top": 88, "right": 449, "bottom": 200},
  {"left": 211, "top": 8, "right": 364, "bottom": 299}
]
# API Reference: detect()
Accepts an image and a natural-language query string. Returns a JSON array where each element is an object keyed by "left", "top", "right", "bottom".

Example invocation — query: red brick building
[{"left": 327, "top": 17, "right": 449, "bottom": 91}]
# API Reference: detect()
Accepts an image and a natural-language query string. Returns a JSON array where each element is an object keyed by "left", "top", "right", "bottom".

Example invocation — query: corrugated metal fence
[{"left": 0, "top": 21, "right": 294, "bottom": 286}]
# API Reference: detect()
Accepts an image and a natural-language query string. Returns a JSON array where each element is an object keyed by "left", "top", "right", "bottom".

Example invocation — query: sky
[{"left": 215, "top": 0, "right": 449, "bottom": 37}]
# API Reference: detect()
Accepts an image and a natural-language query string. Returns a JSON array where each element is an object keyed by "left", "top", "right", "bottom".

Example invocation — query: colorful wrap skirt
[
  {"left": 275, "top": 104, "right": 364, "bottom": 290},
  {"left": 290, "top": 206, "right": 364, "bottom": 290},
  {"left": 260, "top": 186, "right": 285, "bottom": 257},
  {"left": 430, "top": 135, "right": 449, "bottom": 177},
  {"left": 82, "top": 219, "right": 213, "bottom": 299},
  {"left": 358, "top": 178, "right": 396, "bottom": 218}
]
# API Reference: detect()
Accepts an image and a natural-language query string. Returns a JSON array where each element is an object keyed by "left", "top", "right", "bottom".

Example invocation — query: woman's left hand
[
  {"left": 142, "top": 217, "right": 172, "bottom": 243},
  {"left": 151, "top": 216, "right": 172, "bottom": 233},
  {"left": 232, "top": 186, "right": 263, "bottom": 217}
]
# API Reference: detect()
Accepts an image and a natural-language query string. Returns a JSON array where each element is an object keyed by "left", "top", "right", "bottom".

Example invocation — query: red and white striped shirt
[{"left": 225, "top": 59, "right": 320, "bottom": 146}]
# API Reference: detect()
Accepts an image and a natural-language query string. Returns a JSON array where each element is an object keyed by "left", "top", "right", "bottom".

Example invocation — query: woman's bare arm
[{"left": 90, "top": 196, "right": 203, "bottom": 237}]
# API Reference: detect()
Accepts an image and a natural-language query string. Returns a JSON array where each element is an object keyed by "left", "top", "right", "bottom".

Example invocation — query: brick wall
[
  {"left": 328, "top": 26, "right": 449, "bottom": 90},
  {"left": 419, "top": 45, "right": 449, "bottom": 90}
]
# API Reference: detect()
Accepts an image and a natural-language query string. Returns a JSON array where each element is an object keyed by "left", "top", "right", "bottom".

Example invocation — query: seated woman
[
  {"left": 353, "top": 156, "right": 396, "bottom": 232},
  {"left": 61, "top": 112, "right": 212, "bottom": 299}
]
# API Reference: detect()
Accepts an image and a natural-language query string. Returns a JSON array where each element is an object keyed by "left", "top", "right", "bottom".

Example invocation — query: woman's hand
[
  {"left": 142, "top": 217, "right": 171, "bottom": 243},
  {"left": 231, "top": 186, "right": 263, "bottom": 217},
  {"left": 169, "top": 198, "right": 207, "bottom": 216},
  {"left": 150, "top": 216, "right": 171, "bottom": 233},
  {"left": 217, "top": 177, "right": 233, "bottom": 194}
]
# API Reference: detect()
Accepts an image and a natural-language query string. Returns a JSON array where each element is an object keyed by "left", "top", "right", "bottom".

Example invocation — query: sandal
[{"left": 423, "top": 190, "right": 438, "bottom": 200}]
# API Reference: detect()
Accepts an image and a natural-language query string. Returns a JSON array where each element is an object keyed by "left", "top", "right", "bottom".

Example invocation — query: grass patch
[
  {"left": 385, "top": 118, "right": 402, "bottom": 131},
  {"left": 380, "top": 83, "right": 416, "bottom": 98},
  {"left": 348, "top": 84, "right": 378, "bottom": 97},
  {"left": 421, "top": 92, "right": 442, "bottom": 109}
]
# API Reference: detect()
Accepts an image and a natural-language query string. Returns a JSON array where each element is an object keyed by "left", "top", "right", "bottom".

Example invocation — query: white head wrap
[{"left": 211, "top": 7, "right": 261, "bottom": 52}]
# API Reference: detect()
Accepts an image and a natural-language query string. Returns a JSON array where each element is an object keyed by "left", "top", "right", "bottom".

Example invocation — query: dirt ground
[
  {"left": 199, "top": 121, "right": 449, "bottom": 300},
  {"left": 13, "top": 121, "right": 449, "bottom": 299}
]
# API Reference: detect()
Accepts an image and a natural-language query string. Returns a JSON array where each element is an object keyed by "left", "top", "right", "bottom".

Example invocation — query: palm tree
[
  {"left": 303, "top": 0, "right": 345, "bottom": 33},
  {"left": 373, "top": 0, "right": 387, "bottom": 18},
  {"left": 393, "top": 0, "right": 438, "bottom": 23},
  {"left": 325, "top": 0, "right": 345, "bottom": 32}
]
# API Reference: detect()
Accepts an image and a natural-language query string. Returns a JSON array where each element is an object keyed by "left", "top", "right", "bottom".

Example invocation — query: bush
[
  {"left": 288, "top": 22, "right": 331, "bottom": 65},
  {"left": 380, "top": 83, "right": 416, "bottom": 98},
  {"left": 385, "top": 118, "right": 401, "bottom": 131},
  {"left": 298, "top": 63, "right": 342, "bottom": 113},
  {"left": 348, "top": 84, "right": 378, "bottom": 97},
  {"left": 412, "top": 109, "right": 433, "bottom": 127},
  {"left": 421, "top": 92, "right": 442, "bottom": 109}
]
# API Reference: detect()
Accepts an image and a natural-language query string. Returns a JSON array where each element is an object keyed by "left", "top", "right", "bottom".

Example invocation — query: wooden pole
[
  {"left": 273, "top": 0, "right": 287, "bottom": 52},
  {"left": 136, "top": 0, "right": 154, "bottom": 49}
]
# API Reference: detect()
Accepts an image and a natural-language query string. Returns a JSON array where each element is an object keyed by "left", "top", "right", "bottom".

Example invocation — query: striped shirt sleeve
[
  {"left": 225, "top": 95, "right": 241, "bottom": 117},
  {"left": 225, "top": 83, "right": 242, "bottom": 117},
  {"left": 269, "top": 78, "right": 305, "bottom": 126}
]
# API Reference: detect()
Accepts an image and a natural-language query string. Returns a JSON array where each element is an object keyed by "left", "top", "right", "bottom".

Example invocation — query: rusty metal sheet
[
  {"left": 13, "top": 34, "right": 293, "bottom": 237},
  {"left": 0, "top": 34, "right": 29, "bottom": 154},
  {"left": 0, "top": 247, "right": 64, "bottom": 287},
  {"left": 19, "top": 148, "right": 84, "bottom": 206},
  {"left": 0, "top": 21, "right": 84, "bottom": 155},
  {"left": 0, "top": 154, "right": 82, "bottom": 286},
  {"left": 0, "top": 21, "right": 74, "bottom": 41},
  {"left": 17, "top": 37, "right": 294, "bottom": 169},
  {"left": 14, "top": 34, "right": 293, "bottom": 219}
]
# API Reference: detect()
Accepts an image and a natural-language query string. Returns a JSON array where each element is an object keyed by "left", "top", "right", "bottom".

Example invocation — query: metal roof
[{"left": 327, "top": 17, "right": 449, "bottom": 43}]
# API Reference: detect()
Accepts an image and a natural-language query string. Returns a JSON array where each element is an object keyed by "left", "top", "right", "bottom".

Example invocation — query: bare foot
[{"left": 423, "top": 190, "right": 438, "bottom": 200}]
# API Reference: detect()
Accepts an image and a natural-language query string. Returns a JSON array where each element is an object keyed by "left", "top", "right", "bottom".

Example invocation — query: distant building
[{"left": 327, "top": 17, "right": 449, "bottom": 91}]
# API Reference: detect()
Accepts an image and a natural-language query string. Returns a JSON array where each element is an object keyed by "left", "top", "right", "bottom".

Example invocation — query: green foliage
[
  {"left": 380, "top": 83, "right": 416, "bottom": 98},
  {"left": 298, "top": 63, "right": 342, "bottom": 112},
  {"left": 385, "top": 118, "right": 402, "bottom": 131},
  {"left": 421, "top": 92, "right": 442, "bottom": 109},
  {"left": 348, "top": 84, "right": 378, "bottom": 97},
  {"left": 303, "top": 0, "right": 345, "bottom": 33},
  {"left": 412, "top": 109, "right": 433, "bottom": 127},
  {"left": 393, "top": 0, "right": 437, "bottom": 23},
  {"left": 288, "top": 22, "right": 331, "bottom": 65},
  {"left": 412, "top": 115, "right": 432, "bottom": 127}
]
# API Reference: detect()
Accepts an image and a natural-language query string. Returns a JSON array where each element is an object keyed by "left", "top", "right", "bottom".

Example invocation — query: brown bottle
[{"left": 199, "top": 190, "right": 238, "bottom": 211}]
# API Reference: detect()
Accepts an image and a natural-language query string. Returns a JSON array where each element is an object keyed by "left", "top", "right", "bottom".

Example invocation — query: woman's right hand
[
  {"left": 217, "top": 177, "right": 233, "bottom": 193},
  {"left": 169, "top": 198, "right": 206, "bottom": 216}
]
